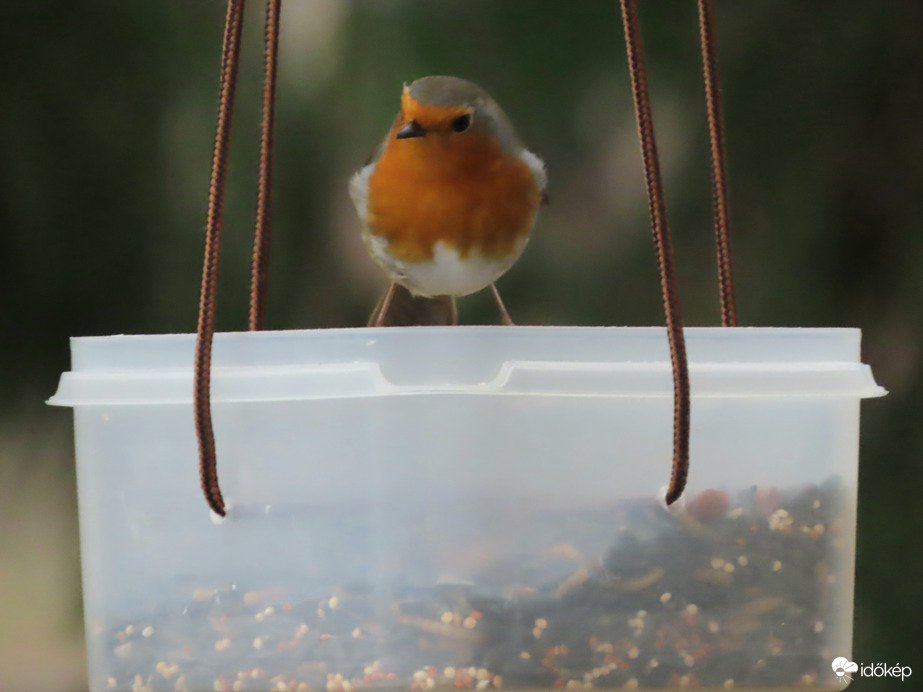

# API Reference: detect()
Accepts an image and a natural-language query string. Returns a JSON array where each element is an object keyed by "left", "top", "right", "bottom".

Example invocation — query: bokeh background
[{"left": 1, "top": 1, "right": 921, "bottom": 690}]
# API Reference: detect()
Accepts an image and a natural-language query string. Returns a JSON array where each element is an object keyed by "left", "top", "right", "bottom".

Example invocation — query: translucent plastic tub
[{"left": 49, "top": 327, "right": 885, "bottom": 692}]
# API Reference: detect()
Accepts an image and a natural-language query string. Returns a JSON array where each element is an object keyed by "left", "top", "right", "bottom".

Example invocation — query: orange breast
[{"left": 367, "top": 128, "right": 541, "bottom": 264}]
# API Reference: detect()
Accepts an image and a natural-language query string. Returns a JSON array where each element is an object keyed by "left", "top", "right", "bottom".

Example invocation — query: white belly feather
[{"left": 365, "top": 234, "right": 529, "bottom": 298}]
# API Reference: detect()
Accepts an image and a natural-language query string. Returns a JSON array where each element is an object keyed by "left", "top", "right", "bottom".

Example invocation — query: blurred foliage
[{"left": 1, "top": 1, "right": 921, "bottom": 690}]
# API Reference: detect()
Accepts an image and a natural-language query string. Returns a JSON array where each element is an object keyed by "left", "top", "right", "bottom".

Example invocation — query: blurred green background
[{"left": 1, "top": 1, "right": 920, "bottom": 690}]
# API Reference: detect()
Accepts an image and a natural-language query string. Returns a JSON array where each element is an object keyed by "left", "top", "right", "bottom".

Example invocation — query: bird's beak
[{"left": 395, "top": 120, "right": 426, "bottom": 140}]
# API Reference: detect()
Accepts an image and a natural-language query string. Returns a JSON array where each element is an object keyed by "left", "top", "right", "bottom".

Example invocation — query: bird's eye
[{"left": 451, "top": 114, "right": 472, "bottom": 133}]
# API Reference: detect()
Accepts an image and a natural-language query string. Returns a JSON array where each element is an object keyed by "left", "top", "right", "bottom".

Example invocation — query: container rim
[{"left": 47, "top": 326, "right": 887, "bottom": 406}]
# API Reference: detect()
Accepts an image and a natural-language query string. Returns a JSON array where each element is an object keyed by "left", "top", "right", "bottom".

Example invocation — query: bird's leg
[
  {"left": 490, "top": 283, "right": 515, "bottom": 326},
  {"left": 374, "top": 282, "right": 397, "bottom": 327}
]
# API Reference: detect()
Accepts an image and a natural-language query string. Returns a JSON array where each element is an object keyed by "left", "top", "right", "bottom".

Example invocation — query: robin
[{"left": 350, "top": 76, "right": 547, "bottom": 326}]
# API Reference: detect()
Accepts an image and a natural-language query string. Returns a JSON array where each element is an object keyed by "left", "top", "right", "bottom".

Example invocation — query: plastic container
[{"left": 49, "top": 326, "right": 884, "bottom": 692}]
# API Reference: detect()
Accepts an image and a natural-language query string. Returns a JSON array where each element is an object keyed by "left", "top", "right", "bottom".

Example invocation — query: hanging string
[
  {"left": 192, "top": 0, "right": 726, "bottom": 514},
  {"left": 194, "top": 0, "right": 246, "bottom": 518},
  {"left": 249, "top": 0, "right": 282, "bottom": 331},
  {"left": 196, "top": 0, "right": 283, "bottom": 516},
  {"left": 697, "top": 0, "right": 738, "bottom": 327},
  {"left": 618, "top": 0, "right": 690, "bottom": 505}
]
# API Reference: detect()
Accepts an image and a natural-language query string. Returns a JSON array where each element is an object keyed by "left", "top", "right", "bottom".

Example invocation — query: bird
[{"left": 350, "top": 76, "right": 547, "bottom": 326}]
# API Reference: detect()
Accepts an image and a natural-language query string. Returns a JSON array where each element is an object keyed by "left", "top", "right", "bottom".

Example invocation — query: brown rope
[
  {"left": 194, "top": 0, "right": 246, "bottom": 517},
  {"left": 249, "top": 0, "right": 282, "bottom": 331},
  {"left": 619, "top": 0, "right": 690, "bottom": 505},
  {"left": 697, "top": 0, "right": 738, "bottom": 327}
]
